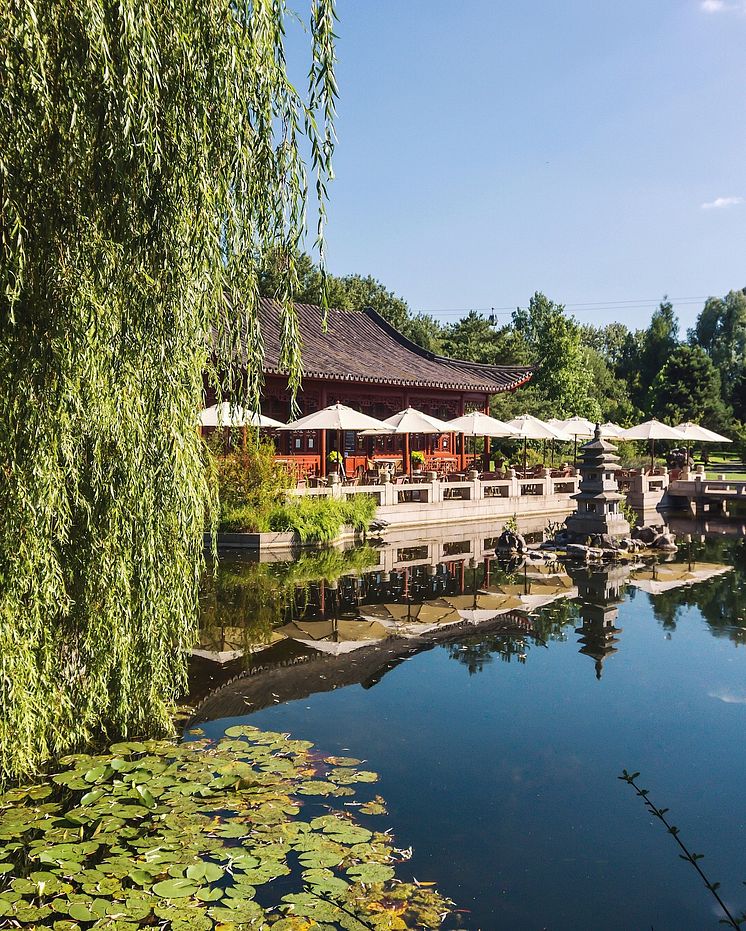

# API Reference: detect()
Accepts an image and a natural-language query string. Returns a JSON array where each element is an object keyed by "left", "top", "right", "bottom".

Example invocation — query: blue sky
[{"left": 295, "top": 0, "right": 746, "bottom": 332}]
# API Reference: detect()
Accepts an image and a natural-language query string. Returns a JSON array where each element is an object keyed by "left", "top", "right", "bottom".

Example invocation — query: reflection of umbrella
[
  {"left": 200, "top": 403, "right": 284, "bottom": 428},
  {"left": 482, "top": 581, "right": 578, "bottom": 610},
  {"left": 275, "top": 619, "right": 390, "bottom": 654},
  {"left": 361, "top": 407, "right": 450, "bottom": 475},
  {"left": 506, "top": 415, "right": 573, "bottom": 474},
  {"left": 360, "top": 599, "right": 463, "bottom": 634},
  {"left": 445, "top": 592, "right": 525, "bottom": 622},
  {"left": 621, "top": 419, "right": 685, "bottom": 471},
  {"left": 631, "top": 562, "right": 732, "bottom": 594},
  {"left": 191, "top": 630, "right": 285, "bottom": 665}
]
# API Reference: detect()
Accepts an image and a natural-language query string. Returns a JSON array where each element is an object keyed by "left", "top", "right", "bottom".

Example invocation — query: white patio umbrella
[
  {"left": 560, "top": 415, "right": 596, "bottom": 437},
  {"left": 674, "top": 422, "right": 732, "bottom": 444},
  {"left": 561, "top": 415, "right": 597, "bottom": 466},
  {"left": 278, "top": 403, "right": 391, "bottom": 476},
  {"left": 506, "top": 414, "right": 573, "bottom": 474},
  {"left": 621, "top": 419, "right": 685, "bottom": 471},
  {"left": 445, "top": 411, "right": 517, "bottom": 472},
  {"left": 199, "top": 402, "right": 285, "bottom": 429},
  {"left": 360, "top": 407, "right": 450, "bottom": 474},
  {"left": 279, "top": 402, "right": 390, "bottom": 433},
  {"left": 600, "top": 421, "right": 626, "bottom": 438},
  {"left": 446, "top": 411, "right": 516, "bottom": 437}
]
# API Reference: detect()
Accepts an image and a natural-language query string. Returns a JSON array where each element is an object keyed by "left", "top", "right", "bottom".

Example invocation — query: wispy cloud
[
  {"left": 700, "top": 0, "right": 746, "bottom": 11},
  {"left": 701, "top": 196, "right": 743, "bottom": 210},
  {"left": 709, "top": 688, "right": 746, "bottom": 704}
]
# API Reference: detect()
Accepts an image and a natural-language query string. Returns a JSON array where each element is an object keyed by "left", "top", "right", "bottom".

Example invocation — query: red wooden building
[{"left": 207, "top": 299, "right": 533, "bottom": 475}]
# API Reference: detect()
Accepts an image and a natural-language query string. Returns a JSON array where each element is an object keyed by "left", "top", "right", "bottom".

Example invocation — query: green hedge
[{"left": 221, "top": 494, "right": 376, "bottom": 543}]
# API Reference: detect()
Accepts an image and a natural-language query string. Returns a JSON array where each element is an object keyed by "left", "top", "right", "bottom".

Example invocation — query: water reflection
[{"left": 187, "top": 528, "right": 744, "bottom": 729}]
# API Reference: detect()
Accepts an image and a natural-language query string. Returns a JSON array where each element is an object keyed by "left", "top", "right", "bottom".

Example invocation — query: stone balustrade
[{"left": 291, "top": 472, "right": 581, "bottom": 529}]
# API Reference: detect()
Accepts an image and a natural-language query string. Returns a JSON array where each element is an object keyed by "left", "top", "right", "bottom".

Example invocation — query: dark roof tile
[{"left": 259, "top": 299, "right": 533, "bottom": 393}]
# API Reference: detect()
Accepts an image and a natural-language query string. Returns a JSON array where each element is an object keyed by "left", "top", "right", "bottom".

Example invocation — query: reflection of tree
[
  {"left": 647, "top": 540, "right": 746, "bottom": 646},
  {"left": 649, "top": 593, "right": 681, "bottom": 631},
  {"left": 445, "top": 600, "right": 579, "bottom": 675},
  {"left": 199, "top": 546, "right": 382, "bottom": 658}
]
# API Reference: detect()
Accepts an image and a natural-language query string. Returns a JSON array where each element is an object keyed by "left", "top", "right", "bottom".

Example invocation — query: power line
[{"left": 415, "top": 296, "right": 710, "bottom": 317}]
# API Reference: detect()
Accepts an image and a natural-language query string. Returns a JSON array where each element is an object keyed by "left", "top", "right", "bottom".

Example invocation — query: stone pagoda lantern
[{"left": 565, "top": 424, "right": 631, "bottom": 541}]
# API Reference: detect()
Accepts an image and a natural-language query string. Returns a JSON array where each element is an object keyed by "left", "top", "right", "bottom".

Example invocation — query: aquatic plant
[
  {"left": 0, "top": 728, "right": 453, "bottom": 929},
  {"left": 619, "top": 769, "right": 745, "bottom": 929},
  {"left": 0, "top": 0, "right": 336, "bottom": 782}
]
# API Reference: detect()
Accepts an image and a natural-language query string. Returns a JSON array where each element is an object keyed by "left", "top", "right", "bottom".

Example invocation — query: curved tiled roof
[{"left": 259, "top": 299, "right": 533, "bottom": 393}]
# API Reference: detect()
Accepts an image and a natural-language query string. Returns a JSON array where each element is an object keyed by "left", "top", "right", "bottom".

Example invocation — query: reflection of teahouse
[
  {"left": 570, "top": 565, "right": 628, "bottom": 679},
  {"left": 565, "top": 425, "right": 631, "bottom": 540}
]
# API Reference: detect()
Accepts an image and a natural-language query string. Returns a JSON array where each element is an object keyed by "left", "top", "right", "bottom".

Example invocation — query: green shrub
[{"left": 268, "top": 494, "right": 376, "bottom": 543}]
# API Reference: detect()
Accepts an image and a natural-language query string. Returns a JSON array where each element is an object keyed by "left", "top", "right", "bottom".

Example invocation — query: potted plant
[
  {"left": 327, "top": 450, "right": 344, "bottom": 484},
  {"left": 410, "top": 450, "right": 425, "bottom": 472}
]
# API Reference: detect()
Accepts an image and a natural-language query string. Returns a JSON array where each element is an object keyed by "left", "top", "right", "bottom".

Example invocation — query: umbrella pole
[
  {"left": 523, "top": 437, "right": 527, "bottom": 476},
  {"left": 574, "top": 435, "right": 578, "bottom": 467}
]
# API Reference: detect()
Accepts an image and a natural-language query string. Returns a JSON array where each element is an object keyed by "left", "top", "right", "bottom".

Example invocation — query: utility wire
[{"left": 416, "top": 296, "right": 710, "bottom": 317}]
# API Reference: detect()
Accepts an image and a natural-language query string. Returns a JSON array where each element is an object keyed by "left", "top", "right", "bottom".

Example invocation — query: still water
[{"left": 189, "top": 528, "right": 746, "bottom": 930}]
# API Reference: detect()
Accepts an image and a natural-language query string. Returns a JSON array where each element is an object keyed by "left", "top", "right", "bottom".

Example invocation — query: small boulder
[{"left": 632, "top": 525, "right": 658, "bottom": 545}]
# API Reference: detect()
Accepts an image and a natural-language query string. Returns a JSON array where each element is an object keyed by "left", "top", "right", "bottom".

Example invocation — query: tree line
[{"left": 260, "top": 251, "right": 744, "bottom": 439}]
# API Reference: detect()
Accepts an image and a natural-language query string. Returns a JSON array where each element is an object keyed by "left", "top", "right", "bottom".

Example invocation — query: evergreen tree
[{"left": 649, "top": 346, "right": 731, "bottom": 429}]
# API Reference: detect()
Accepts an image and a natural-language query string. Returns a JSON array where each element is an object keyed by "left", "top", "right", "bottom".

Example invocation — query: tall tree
[
  {"left": 512, "top": 292, "right": 602, "bottom": 420},
  {"left": 689, "top": 289, "right": 746, "bottom": 418},
  {"left": 259, "top": 249, "right": 445, "bottom": 351},
  {"left": 0, "top": 0, "right": 336, "bottom": 779},
  {"left": 648, "top": 346, "right": 731, "bottom": 429},
  {"left": 441, "top": 312, "right": 528, "bottom": 365},
  {"left": 640, "top": 299, "right": 680, "bottom": 409}
]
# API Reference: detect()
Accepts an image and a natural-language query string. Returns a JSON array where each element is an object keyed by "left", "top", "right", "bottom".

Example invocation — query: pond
[
  {"left": 189, "top": 524, "right": 746, "bottom": 930},
  {"left": 2, "top": 520, "right": 745, "bottom": 929}
]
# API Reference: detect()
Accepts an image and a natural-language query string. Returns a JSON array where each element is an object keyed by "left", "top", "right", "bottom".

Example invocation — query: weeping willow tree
[{"left": 0, "top": 0, "right": 336, "bottom": 780}]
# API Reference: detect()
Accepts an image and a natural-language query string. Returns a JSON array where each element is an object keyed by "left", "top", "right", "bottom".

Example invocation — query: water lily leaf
[
  {"left": 152, "top": 878, "right": 198, "bottom": 898},
  {"left": 67, "top": 902, "right": 97, "bottom": 922},
  {"left": 359, "top": 797, "right": 387, "bottom": 816},
  {"left": 324, "top": 756, "right": 362, "bottom": 767},
  {"left": 324, "top": 825, "right": 372, "bottom": 845},
  {"left": 297, "top": 849, "right": 346, "bottom": 869},
  {"left": 346, "top": 862, "right": 395, "bottom": 883},
  {"left": 296, "top": 781, "right": 338, "bottom": 796},
  {"left": 195, "top": 886, "right": 223, "bottom": 902},
  {"left": 133, "top": 786, "right": 156, "bottom": 809},
  {"left": 186, "top": 862, "right": 224, "bottom": 883},
  {"left": 208, "top": 901, "right": 263, "bottom": 923},
  {"left": 302, "top": 868, "right": 350, "bottom": 895},
  {"left": 214, "top": 823, "right": 247, "bottom": 839},
  {"left": 223, "top": 726, "right": 259, "bottom": 738}
]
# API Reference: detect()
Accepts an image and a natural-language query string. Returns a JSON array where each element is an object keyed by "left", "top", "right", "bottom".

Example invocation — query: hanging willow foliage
[{"left": 0, "top": 0, "right": 336, "bottom": 781}]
